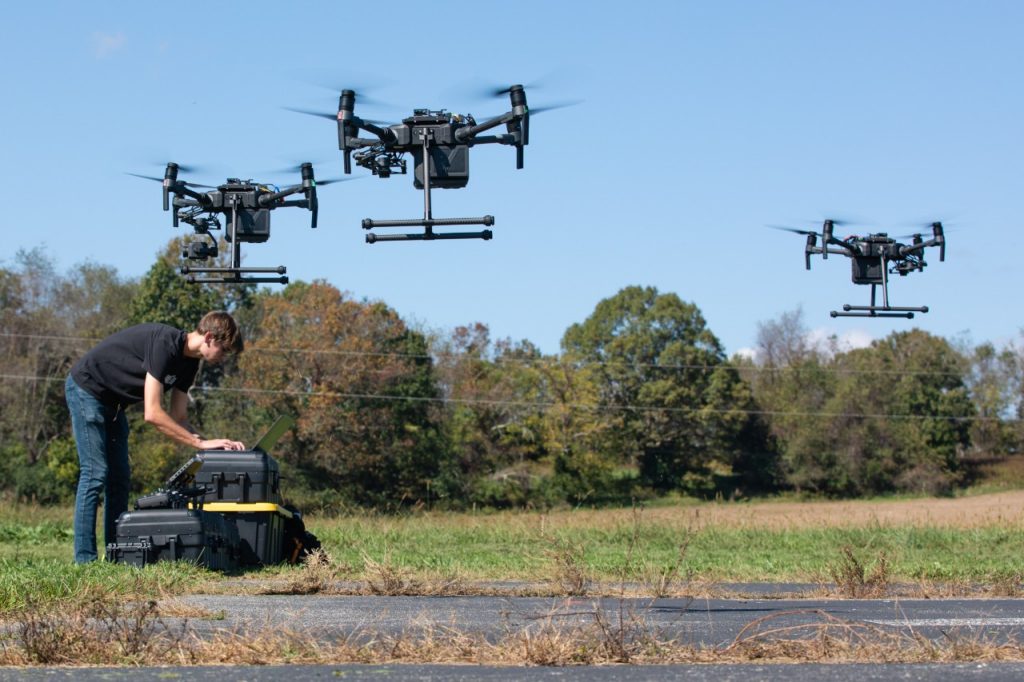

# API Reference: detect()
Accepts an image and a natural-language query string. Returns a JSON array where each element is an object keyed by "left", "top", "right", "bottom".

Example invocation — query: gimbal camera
[
  {"left": 131, "top": 162, "right": 327, "bottom": 284},
  {"left": 774, "top": 219, "right": 946, "bottom": 319}
]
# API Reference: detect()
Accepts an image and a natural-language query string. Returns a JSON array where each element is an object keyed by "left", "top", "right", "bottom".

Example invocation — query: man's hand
[{"left": 198, "top": 438, "right": 246, "bottom": 451}]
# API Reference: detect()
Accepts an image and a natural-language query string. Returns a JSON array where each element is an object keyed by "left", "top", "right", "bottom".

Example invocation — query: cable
[
  {"left": 5, "top": 373, "right": 1013, "bottom": 423},
  {"left": 0, "top": 331, "right": 994, "bottom": 379}
]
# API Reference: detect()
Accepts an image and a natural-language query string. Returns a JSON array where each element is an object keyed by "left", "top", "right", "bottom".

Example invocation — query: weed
[
  {"left": 4, "top": 597, "right": 186, "bottom": 665},
  {"left": 828, "top": 545, "right": 891, "bottom": 598},
  {"left": 544, "top": 537, "right": 591, "bottom": 597},
  {"left": 362, "top": 549, "right": 421, "bottom": 595}
]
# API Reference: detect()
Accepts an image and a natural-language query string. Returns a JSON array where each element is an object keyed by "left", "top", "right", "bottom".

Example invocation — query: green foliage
[
  {"left": 43, "top": 436, "right": 79, "bottom": 495},
  {"left": 0, "top": 444, "right": 66, "bottom": 504},
  {"left": 753, "top": 325, "right": 976, "bottom": 497},
  {"left": 561, "top": 286, "right": 771, "bottom": 497},
  {"left": 126, "top": 248, "right": 222, "bottom": 330},
  {"left": 0, "top": 236, "right": 1019, "bottom": 510},
  {"left": 127, "top": 420, "right": 187, "bottom": 495}
]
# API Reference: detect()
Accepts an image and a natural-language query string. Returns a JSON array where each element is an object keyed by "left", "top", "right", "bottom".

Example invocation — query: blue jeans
[{"left": 65, "top": 375, "right": 130, "bottom": 563}]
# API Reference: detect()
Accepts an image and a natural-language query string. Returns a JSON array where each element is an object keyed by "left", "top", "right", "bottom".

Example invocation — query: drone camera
[{"left": 183, "top": 241, "right": 218, "bottom": 261}]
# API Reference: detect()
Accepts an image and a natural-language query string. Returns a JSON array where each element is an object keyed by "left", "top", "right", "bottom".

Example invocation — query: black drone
[
  {"left": 774, "top": 219, "right": 946, "bottom": 319},
  {"left": 130, "top": 162, "right": 335, "bottom": 284},
  {"left": 290, "top": 84, "right": 546, "bottom": 244}
]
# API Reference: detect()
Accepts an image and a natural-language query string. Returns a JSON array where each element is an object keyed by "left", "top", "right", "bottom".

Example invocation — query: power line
[
  {"left": 1, "top": 331, "right": 1002, "bottom": 379},
  {"left": 4, "top": 373, "right": 1015, "bottom": 423}
]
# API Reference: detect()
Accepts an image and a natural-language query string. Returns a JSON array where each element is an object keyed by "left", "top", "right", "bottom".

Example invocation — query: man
[{"left": 65, "top": 311, "right": 246, "bottom": 563}]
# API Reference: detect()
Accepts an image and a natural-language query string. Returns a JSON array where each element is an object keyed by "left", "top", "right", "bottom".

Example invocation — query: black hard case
[
  {"left": 105, "top": 508, "right": 240, "bottom": 571},
  {"left": 214, "top": 506, "right": 288, "bottom": 566},
  {"left": 193, "top": 450, "right": 281, "bottom": 504}
]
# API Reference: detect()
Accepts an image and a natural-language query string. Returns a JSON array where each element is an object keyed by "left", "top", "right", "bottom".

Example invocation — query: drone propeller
[
  {"left": 283, "top": 107, "right": 336, "bottom": 121},
  {"left": 530, "top": 101, "right": 583, "bottom": 115},
  {"left": 811, "top": 217, "right": 859, "bottom": 228},
  {"left": 266, "top": 163, "right": 361, "bottom": 187},
  {"left": 315, "top": 176, "right": 359, "bottom": 186},
  {"left": 767, "top": 224, "right": 817, "bottom": 236},
  {"left": 125, "top": 172, "right": 214, "bottom": 189},
  {"left": 283, "top": 106, "right": 391, "bottom": 126}
]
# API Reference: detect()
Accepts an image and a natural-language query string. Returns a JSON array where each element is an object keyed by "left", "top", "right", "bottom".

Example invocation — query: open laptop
[
  {"left": 165, "top": 415, "right": 295, "bottom": 488},
  {"left": 252, "top": 415, "right": 295, "bottom": 453}
]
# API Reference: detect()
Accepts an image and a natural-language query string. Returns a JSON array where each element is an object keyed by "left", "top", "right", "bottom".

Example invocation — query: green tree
[
  {"left": 782, "top": 329, "right": 974, "bottom": 496},
  {"left": 126, "top": 239, "right": 226, "bottom": 329},
  {"left": 433, "top": 323, "right": 552, "bottom": 507},
  {"left": 965, "top": 342, "right": 1019, "bottom": 456},
  {"left": 560, "top": 286, "right": 768, "bottom": 497}
]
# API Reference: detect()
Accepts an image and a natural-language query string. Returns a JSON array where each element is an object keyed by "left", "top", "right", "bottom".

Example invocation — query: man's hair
[{"left": 196, "top": 311, "right": 243, "bottom": 353}]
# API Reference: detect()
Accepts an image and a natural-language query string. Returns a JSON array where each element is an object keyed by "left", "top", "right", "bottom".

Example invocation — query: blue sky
[{"left": 2, "top": 1, "right": 1021, "bottom": 357}]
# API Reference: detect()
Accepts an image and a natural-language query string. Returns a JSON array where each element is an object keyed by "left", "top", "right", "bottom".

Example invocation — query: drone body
[
  {"left": 131, "top": 162, "right": 324, "bottom": 284},
  {"left": 778, "top": 219, "right": 946, "bottom": 319}
]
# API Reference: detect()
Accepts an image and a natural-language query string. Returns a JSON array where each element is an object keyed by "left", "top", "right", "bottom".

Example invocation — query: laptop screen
[{"left": 253, "top": 415, "right": 295, "bottom": 453}]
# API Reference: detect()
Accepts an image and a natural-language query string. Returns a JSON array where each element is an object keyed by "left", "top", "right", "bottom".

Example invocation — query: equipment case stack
[
  {"left": 106, "top": 507, "right": 241, "bottom": 570},
  {"left": 107, "top": 416, "right": 300, "bottom": 570}
]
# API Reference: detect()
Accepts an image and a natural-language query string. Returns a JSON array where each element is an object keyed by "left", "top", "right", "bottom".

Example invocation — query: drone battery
[
  {"left": 224, "top": 208, "right": 271, "bottom": 243},
  {"left": 413, "top": 145, "right": 469, "bottom": 189},
  {"left": 196, "top": 502, "right": 290, "bottom": 566},
  {"left": 851, "top": 257, "right": 885, "bottom": 285},
  {"left": 193, "top": 450, "right": 282, "bottom": 504},
  {"left": 106, "top": 508, "right": 240, "bottom": 571}
]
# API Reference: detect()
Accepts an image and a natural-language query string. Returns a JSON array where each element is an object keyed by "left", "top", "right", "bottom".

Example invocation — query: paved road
[
  {"left": 7, "top": 593, "right": 1024, "bottom": 680},
  {"left": 177, "top": 593, "right": 1024, "bottom": 645}
]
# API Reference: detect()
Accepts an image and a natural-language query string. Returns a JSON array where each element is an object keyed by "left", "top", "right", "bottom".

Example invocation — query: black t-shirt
[{"left": 70, "top": 323, "right": 200, "bottom": 405}]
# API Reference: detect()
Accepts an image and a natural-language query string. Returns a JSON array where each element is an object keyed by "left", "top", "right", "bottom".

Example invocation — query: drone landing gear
[
  {"left": 363, "top": 129, "right": 494, "bottom": 244},
  {"left": 182, "top": 200, "right": 288, "bottom": 285},
  {"left": 830, "top": 283, "right": 928, "bottom": 319}
]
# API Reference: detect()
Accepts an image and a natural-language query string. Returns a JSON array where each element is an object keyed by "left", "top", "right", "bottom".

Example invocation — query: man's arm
[{"left": 144, "top": 374, "right": 244, "bottom": 450}]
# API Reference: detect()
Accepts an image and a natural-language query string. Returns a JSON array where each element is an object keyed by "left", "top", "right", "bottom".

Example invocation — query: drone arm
[
  {"left": 464, "top": 134, "right": 518, "bottom": 145},
  {"left": 454, "top": 112, "right": 514, "bottom": 143},
  {"left": 257, "top": 184, "right": 305, "bottom": 207},
  {"left": 170, "top": 184, "right": 207, "bottom": 203},
  {"left": 823, "top": 245, "right": 856, "bottom": 257},
  {"left": 898, "top": 236, "right": 944, "bottom": 260},
  {"left": 345, "top": 136, "right": 387, "bottom": 149},
  {"left": 359, "top": 120, "right": 397, "bottom": 144}
]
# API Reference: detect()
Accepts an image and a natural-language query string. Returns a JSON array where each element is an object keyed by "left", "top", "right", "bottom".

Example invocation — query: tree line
[{"left": 1, "top": 242, "right": 1022, "bottom": 510}]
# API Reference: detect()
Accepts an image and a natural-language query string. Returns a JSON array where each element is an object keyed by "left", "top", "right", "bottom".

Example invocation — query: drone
[
  {"left": 130, "top": 162, "right": 334, "bottom": 284},
  {"left": 774, "top": 219, "right": 946, "bottom": 319},
  {"left": 290, "top": 84, "right": 544, "bottom": 244}
]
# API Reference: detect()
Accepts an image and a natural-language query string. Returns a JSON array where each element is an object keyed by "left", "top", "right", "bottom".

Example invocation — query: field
[
  {"left": 3, "top": 490, "right": 1024, "bottom": 610},
  {"left": 3, "top": 492, "right": 1024, "bottom": 666}
]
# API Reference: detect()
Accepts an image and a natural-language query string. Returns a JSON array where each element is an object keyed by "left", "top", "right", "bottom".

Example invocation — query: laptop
[
  {"left": 164, "top": 415, "right": 295, "bottom": 488},
  {"left": 252, "top": 415, "right": 295, "bottom": 453}
]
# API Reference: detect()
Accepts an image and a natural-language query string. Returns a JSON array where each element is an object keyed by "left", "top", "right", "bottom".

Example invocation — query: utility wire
[
  {"left": 1, "top": 331, "right": 1005, "bottom": 379},
  {"left": 3, "top": 373, "right": 1015, "bottom": 423}
]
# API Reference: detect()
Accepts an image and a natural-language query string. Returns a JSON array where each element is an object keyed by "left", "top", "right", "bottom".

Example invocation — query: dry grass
[
  {"left": 4, "top": 597, "right": 1024, "bottom": 666},
  {"left": 544, "top": 537, "right": 592, "bottom": 597},
  {"left": 545, "top": 490, "right": 1024, "bottom": 532}
]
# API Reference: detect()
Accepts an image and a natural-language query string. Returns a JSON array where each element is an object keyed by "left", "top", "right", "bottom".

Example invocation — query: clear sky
[{"left": 2, "top": 1, "right": 1021, "bottom": 357}]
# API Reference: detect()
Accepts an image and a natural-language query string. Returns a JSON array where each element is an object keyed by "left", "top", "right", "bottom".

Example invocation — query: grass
[
  {"left": 3, "top": 494, "right": 1024, "bottom": 666},
  {"left": 2, "top": 491, "right": 1024, "bottom": 612},
  {"left": 4, "top": 597, "right": 1024, "bottom": 666}
]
